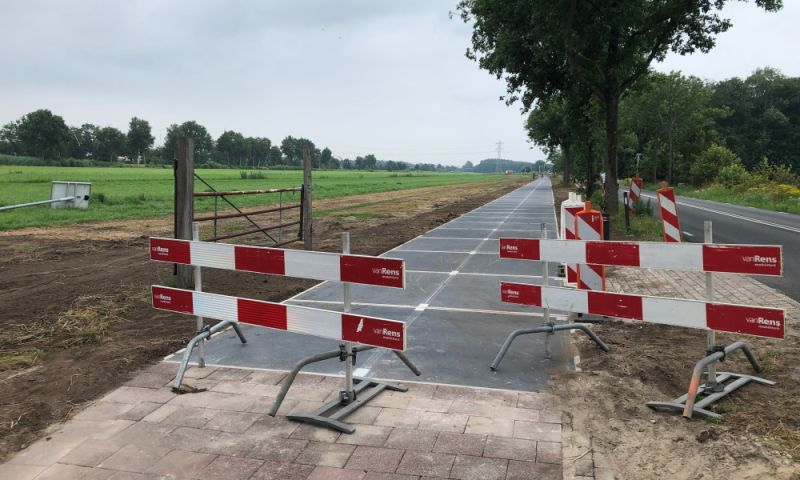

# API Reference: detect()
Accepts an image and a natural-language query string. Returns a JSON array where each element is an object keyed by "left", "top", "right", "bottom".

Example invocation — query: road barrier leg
[
  {"left": 647, "top": 340, "right": 775, "bottom": 419},
  {"left": 490, "top": 323, "right": 609, "bottom": 371},
  {"left": 268, "top": 231, "right": 421, "bottom": 433},
  {"left": 171, "top": 320, "right": 242, "bottom": 392}
]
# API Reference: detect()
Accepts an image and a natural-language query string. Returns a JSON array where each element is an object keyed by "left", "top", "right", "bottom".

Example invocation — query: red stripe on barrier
[
  {"left": 341, "top": 313, "right": 405, "bottom": 350},
  {"left": 567, "top": 266, "right": 577, "bottom": 283},
  {"left": 152, "top": 286, "right": 194, "bottom": 314},
  {"left": 587, "top": 291, "right": 643, "bottom": 320},
  {"left": 340, "top": 256, "right": 404, "bottom": 288},
  {"left": 706, "top": 303, "right": 785, "bottom": 339},
  {"left": 150, "top": 238, "right": 191, "bottom": 264},
  {"left": 702, "top": 245, "right": 782, "bottom": 276},
  {"left": 586, "top": 241, "right": 640, "bottom": 267},
  {"left": 234, "top": 246, "right": 286, "bottom": 275},
  {"left": 237, "top": 298, "right": 288, "bottom": 330},
  {"left": 499, "top": 238, "right": 540, "bottom": 261},
  {"left": 500, "top": 282, "right": 541, "bottom": 305}
]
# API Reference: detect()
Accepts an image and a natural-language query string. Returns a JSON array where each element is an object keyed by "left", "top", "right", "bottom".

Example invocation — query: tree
[
  {"left": 16, "top": 109, "right": 70, "bottom": 159},
  {"left": 711, "top": 68, "right": 800, "bottom": 173},
  {"left": 93, "top": 127, "right": 127, "bottom": 162},
  {"left": 269, "top": 145, "right": 283, "bottom": 165},
  {"left": 127, "top": 117, "right": 154, "bottom": 163},
  {"left": 216, "top": 130, "right": 247, "bottom": 166},
  {"left": 620, "top": 71, "right": 721, "bottom": 183},
  {"left": 164, "top": 121, "right": 214, "bottom": 161},
  {"left": 462, "top": 161, "right": 474, "bottom": 171},
  {"left": 320, "top": 147, "right": 332, "bottom": 168},
  {"left": 66, "top": 123, "right": 98, "bottom": 159},
  {"left": 364, "top": 154, "right": 377, "bottom": 170},
  {"left": 0, "top": 121, "right": 20, "bottom": 155},
  {"left": 457, "top": 0, "right": 783, "bottom": 217}
]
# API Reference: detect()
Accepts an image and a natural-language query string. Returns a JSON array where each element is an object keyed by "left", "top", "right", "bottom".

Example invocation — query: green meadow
[{"left": 0, "top": 166, "right": 519, "bottom": 230}]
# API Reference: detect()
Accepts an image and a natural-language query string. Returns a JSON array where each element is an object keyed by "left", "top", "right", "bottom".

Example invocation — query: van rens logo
[
  {"left": 152, "top": 246, "right": 170, "bottom": 255},
  {"left": 743, "top": 255, "right": 778, "bottom": 264},
  {"left": 372, "top": 267, "right": 400, "bottom": 277},
  {"left": 746, "top": 316, "right": 781, "bottom": 328},
  {"left": 356, "top": 319, "right": 364, "bottom": 333},
  {"left": 503, "top": 288, "right": 519, "bottom": 297},
  {"left": 372, "top": 326, "right": 401, "bottom": 338},
  {"left": 503, "top": 244, "right": 519, "bottom": 253},
  {"left": 155, "top": 293, "right": 172, "bottom": 303}
]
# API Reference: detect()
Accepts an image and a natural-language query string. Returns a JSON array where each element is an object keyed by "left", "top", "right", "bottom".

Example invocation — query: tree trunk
[
  {"left": 562, "top": 144, "right": 573, "bottom": 186},
  {"left": 603, "top": 92, "right": 620, "bottom": 219}
]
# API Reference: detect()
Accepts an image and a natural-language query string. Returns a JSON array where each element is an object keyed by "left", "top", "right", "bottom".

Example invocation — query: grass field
[
  {"left": 0, "top": 166, "right": 521, "bottom": 230},
  {"left": 645, "top": 183, "right": 800, "bottom": 215}
]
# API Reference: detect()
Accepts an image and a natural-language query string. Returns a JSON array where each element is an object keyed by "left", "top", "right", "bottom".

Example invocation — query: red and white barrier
[
  {"left": 498, "top": 238, "right": 783, "bottom": 276},
  {"left": 574, "top": 202, "right": 605, "bottom": 291},
  {"left": 500, "top": 282, "right": 785, "bottom": 339},
  {"left": 559, "top": 193, "right": 584, "bottom": 285},
  {"left": 152, "top": 286, "right": 407, "bottom": 350},
  {"left": 150, "top": 237, "right": 404, "bottom": 288},
  {"left": 657, "top": 187, "right": 681, "bottom": 243},
  {"left": 629, "top": 175, "right": 643, "bottom": 207}
]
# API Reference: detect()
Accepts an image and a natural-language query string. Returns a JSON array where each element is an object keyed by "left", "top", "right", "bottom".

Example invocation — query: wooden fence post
[
  {"left": 302, "top": 149, "right": 313, "bottom": 250},
  {"left": 175, "top": 137, "right": 195, "bottom": 288}
]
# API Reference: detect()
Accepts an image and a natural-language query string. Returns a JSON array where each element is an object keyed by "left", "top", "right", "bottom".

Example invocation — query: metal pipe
[
  {"left": 193, "top": 203, "right": 301, "bottom": 222},
  {"left": 194, "top": 187, "right": 302, "bottom": 197},
  {"left": 490, "top": 323, "right": 609, "bottom": 371},
  {"left": 342, "top": 232, "right": 355, "bottom": 400},
  {"left": 682, "top": 340, "right": 762, "bottom": 418},
  {"left": 207, "top": 220, "right": 301, "bottom": 242},
  {"left": 392, "top": 350, "right": 422, "bottom": 376},
  {"left": 171, "top": 320, "right": 237, "bottom": 389},
  {"left": 0, "top": 196, "right": 75, "bottom": 212},
  {"left": 704, "top": 221, "right": 721, "bottom": 392},
  {"left": 192, "top": 223, "right": 206, "bottom": 368},
  {"left": 269, "top": 345, "right": 377, "bottom": 416}
]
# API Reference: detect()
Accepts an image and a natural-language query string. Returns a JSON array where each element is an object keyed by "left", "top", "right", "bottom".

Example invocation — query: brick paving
[{"left": 0, "top": 363, "right": 563, "bottom": 480}]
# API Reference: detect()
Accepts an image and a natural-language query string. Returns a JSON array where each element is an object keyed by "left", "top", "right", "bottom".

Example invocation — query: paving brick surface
[{"left": 0, "top": 366, "right": 564, "bottom": 480}]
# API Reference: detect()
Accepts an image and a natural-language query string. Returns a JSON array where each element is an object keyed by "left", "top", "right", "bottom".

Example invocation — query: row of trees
[
  {"left": 0, "top": 110, "right": 155, "bottom": 163},
  {"left": 0, "top": 111, "right": 391, "bottom": 170},
  {"left": 528, "top": 68, "right": 800, "bottom": 192},
  {"left": 457, "top": 0, "right": 784, "bottom": 218}
]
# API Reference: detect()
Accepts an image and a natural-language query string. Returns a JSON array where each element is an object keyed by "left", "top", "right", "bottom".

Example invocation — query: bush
[
  {"left": 715, "top": 162, "right": 752, "bottom": 190},
  {"left": 689, "top": 144, "right": 740, "bottom": 186},
  {"left": 753, "top": 158, "right": 799, "bottom": 186},
  {"left": 589, "top": 189, "right": 607, "bottom": 212},
  {"left": 239, "top": 170, "right": 266, "bottom": 179}
]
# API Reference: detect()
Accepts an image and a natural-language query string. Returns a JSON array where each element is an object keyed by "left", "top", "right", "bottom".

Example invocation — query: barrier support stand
[
  {"left": 490, "top": 223, "right": 609, "bottom": 372},
  {"left": 275, "top": 231, "right": 421, "bottom": 433},
  {"left": 646, "top": 341, "right": 774, "bottom": 419},
  {"left": 645, "top": 220, "right": 776, "bottom": 418},
  {"left": 168, "top": 224, "right": 248, "bottom": 393}
]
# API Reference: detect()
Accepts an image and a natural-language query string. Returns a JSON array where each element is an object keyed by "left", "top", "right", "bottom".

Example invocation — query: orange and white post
[
  {"left": 657, "top": 183, "right": 682, "bottom": 243},
  {"left": 574, "top": 201, "right": 606, "bottom": 291}
]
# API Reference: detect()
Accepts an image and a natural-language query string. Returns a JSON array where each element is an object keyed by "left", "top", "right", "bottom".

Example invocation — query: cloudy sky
[{"left": 1, "top": 1, "right": 798, "bottom": 166}]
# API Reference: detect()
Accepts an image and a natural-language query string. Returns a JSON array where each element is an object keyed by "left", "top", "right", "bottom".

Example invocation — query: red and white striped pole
[
  {"left": 657, "top": 185, "right": 682, "bottom": 243},
  {"left": 629, "top": 175, "right": 643, "bottom": 209},
  {"left": 560, "top": 193, "right": 584, "bottom": 286},
  {"left": 574, "top": 201, "right": 605, "bottom": 291}
]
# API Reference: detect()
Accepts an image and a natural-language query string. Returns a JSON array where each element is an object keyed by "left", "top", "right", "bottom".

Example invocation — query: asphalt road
[{"left": 635, "top": 190, "right": 800, "bottom": 302}]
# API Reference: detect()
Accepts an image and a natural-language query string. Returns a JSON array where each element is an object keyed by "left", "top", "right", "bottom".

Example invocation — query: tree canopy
[{"left": 458, "top": 0, "right": 783, "bottom": 217}]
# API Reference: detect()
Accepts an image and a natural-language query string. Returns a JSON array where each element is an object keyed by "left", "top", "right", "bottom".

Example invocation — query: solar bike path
[{"left": 164, "top": 177, "right": 571, "bottom": 392}]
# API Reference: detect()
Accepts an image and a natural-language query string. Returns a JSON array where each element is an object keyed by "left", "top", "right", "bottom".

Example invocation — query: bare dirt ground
[
  {"left": 0, "top": 177, "right": 527, "bottom": 462},
  {"left": 551, "top": 182, "right": 800, "bottom": 479}
]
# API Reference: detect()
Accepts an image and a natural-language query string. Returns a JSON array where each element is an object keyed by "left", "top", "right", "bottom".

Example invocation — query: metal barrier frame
[{"left": 490, "top": 223, "right": 609, "bottom": 372}]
